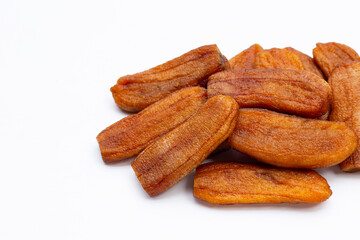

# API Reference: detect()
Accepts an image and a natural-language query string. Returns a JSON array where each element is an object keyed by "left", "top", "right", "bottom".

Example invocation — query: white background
[{"left": 1, "top": 0, "right": 360, "bottom": 239}]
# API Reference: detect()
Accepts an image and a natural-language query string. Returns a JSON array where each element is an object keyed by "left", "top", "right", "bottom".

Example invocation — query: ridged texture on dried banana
[
  {"left": 207, "top": 69, "right": 331, "bottom": 118},
  {"left": 132, "top": 96, "right": 238, "bottom": 196},
  {"left": 230, "top": 44, "right": 263, "bottom": 69},
  {"left": 229, "top": 109, "right": 358, "bottom": 169},
  {"left": 111, "top": 44, "right": 229, "bottom": 112},
  {"left": 329, "top": 62, "right": 360, "bottom": 172},
  {"left": 313, "top": 42, "right": 360, "bottom": 78},
  {"left": 194, "top": 162, "right": 332, "bottom": 204},
  {"left": 97, "top": 87, "right": 207, "bottom": 163}
]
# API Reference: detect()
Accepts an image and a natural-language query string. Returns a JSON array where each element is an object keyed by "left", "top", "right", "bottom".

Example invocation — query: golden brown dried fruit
[
  {"left": 97, "top": 87, "right": 207, "bottom": 163},
  {"left": 329, "top": 62, "right": 360, "bottom": 172},
  {"left": 194, "top": 162, "right": 332, "bottom": 204},
  {"left": 229, "top": 44, "right": 263, "bottom": 69},
  {"left": 131, "top": 95, "right": 239, "bottom": 196},
  {"left": 111, "top": 44, "right": 229, "bottom": 112},
  {"left": 313, "top": 42, "right": 360, "bottom": 78},
  {"left": 228, "top": 109, "right": 358, "bottom": 169},
  {"left": 207, "top": 69, "right": 331, "bottom": 118},
  {"left": 255, "top": 48, "right": 305, "bottom": 70},
  {"left": 284, "top": 47, "right": 324, "bottom": 78}
]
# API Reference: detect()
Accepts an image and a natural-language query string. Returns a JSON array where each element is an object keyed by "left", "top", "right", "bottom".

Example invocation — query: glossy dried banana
[
  {"left": 285, "top": 47, "right": 324, "bottom": 78},
  {"left": 329, "top": 62, "right": 360, "bottom": 172},
  {"left": 207, "top": 69, "right": 331, "bottom": 118},
  {"left": 97, "top": 87, "right": 207, "bottom": 163},
  {"left": 255, "top": 48, "right": 305, "bottom": 70},
  {"left": 229, "top": 44, "right": 263, "bottom": 69},
  {"left": 111, "top": 44, "right": 229, "bottom": 112},
  {"left": 229, "top": 109, "right": 358, "bottom": 169},
  {"left": 194, "top": 162, "right": 332, "bottom": 204},
  {"left": 313, "top": 42, "right": 360, "bottom": 78},
  {"left": 132, "top": 95, "right": 238, "bottom": 196}
]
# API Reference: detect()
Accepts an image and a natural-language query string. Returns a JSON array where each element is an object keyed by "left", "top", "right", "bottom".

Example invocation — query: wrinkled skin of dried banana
[
  {"left": 229, "top": 109, "right": 358, "bottom": 169},
  {"left": 284, "top": 47, "right": 324, "bottom": 78},
  {"left": 132, "top": 95, "right": 238, "bottom": 196},
  {"left": 329, "top": 62, "right": 360, "bottom": 172},
  {"left": 207, "top": 69, "right": 331, "bottom": 118},
  {"left": 97, "top": 87, "right": 207, "bottom": 163},
  {"left": 230, "top": 44, "right": 263, "bottom": 70},
  {"left": 194, "top": 162, "right": 332, "bottom": 204},
  {"left": 255, "top": 48, "right": 305, "bottom": 70},
  {"left": 313, "top": 42, "right": 360, "bottom": 78},
  {"left": 111, "top": 44, "right": 229, "bottom": 112}
]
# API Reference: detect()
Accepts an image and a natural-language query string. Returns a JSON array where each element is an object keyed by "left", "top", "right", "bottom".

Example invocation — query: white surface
[{"left": 1, "top": 0, "right": 360, "bottom": 239}]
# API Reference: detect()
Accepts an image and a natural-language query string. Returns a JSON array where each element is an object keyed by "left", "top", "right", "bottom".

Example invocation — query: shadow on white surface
[
  {"left": 141, "top": 171, "right": 197, "bottom": 201},
  {"left": 193, "top": 198, "right": 325, "bottom": 211}
]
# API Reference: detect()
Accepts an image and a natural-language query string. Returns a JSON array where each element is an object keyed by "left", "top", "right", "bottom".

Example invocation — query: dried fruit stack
[{"left": 97, "top": 42, "right": 360, "bottom": 205}]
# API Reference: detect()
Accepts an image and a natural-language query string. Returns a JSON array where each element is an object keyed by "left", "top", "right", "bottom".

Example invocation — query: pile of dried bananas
[{"left": 97, "top": 43, "right": 360, "bottom": 204}]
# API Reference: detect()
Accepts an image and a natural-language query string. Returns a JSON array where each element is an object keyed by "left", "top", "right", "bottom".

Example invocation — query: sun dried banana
[
  {"left": 255, "top": 48, "right": 305, "bottom": 70},
  {"left": 111, "top": 44, "right": 229, "bottom": 112},
  {"left": 284, "top": 47, "right": 324, "bottom": 78},
  {"left": 194, "top": 162, "right": 332, "bottom": 204},
  {"left": 313, "top": 42, "right": 360, "bottom": 78},
  {"left": 207, "top": 69, "right": 331, "bottom": 118},
  {"left": 229, "top": 44, "right": 263, "bottom": 69},
  {"left": 132, "top": 95, "right": 238, "bottom": 196},
  {"left": 97, "top": 87, "right": 207, "bottom": 163},
  {"left": 229, "top": 109, "right": 358, "bottom": 169},
  {"left": 329, "top": 62, "right": 360, "bottom": 172}
]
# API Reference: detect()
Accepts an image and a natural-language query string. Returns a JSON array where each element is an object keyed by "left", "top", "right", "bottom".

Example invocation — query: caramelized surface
[
  {"left": 194, "top": 162, "right": 332, "bottom": 204},
  {"left": 313, "top": 42, "right": 360, "bottom": 78},
  {"left": 329, "top": 62, "right": 360, "bottom": 171},
  {"left": 285, "top": 47, "right": 324, "bottom": 78},
  {"left": 97, "top": 87, "right": 207, "bottom": 163},
  {"left": 207, "top": 69, "right": 331, "bottom": 118},
  {"left": 111, "top": 44, "right": 228, "bottom": 112},
  {"left": 255, "top": 48, "right": 305, "bottom": 70},
  {"left": 229, "top": 109, "right": 358, "bottom": 168},
  {"left": 229, "top": 44, "right": 263, "bottom": 69},
  {"left": 132, "top": 96, "right": 238, "bottom": 196}
]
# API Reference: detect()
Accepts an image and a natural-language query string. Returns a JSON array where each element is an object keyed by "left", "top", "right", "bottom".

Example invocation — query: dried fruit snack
[
  {"left": 284, "top": 47, "right": 324, "bottom": 78},
  {"left": 255, "top": 48, "right": 305, "bottom": 70},
  {"left": 207, "top": 69, "right": 331, "bottom": 118},
  {"left": 111, "top": 44, "right": 229, "bottom": 112},
  {"left": 229, "top": 44, "right": 263, "bottom": 69},
  {"left": 132, "top": 95, "right": 238, "bottom": 196},
  {"left": 97, "top": 42, "right": 360, "bottom": 206},
  {"left": 329, "top": 62, "right": 360, "bottom": 172},
  {"left": 229, "top": 108, "right": 358, "bottom": 169},
  {"left": 313, "top": 42, "right": 360, "bottom": 78},
  {"left": 194, "top": 162, "right": 332, "bottom": 204},
  {"left": 97, "top": 87, "right": 207, "bottom": 163}
]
